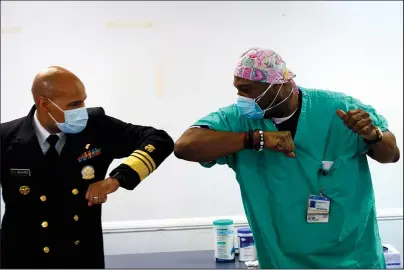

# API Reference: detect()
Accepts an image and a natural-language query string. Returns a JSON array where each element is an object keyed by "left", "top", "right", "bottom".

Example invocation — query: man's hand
[
  {"left": 85, "top": 177, "right": 120, "bottom": 206},
  {"left": 264, "top": 131, "right": 295, "bottom": 158},
  {"left": 336, "top": 109, "right": 378, "bottom": 141}
]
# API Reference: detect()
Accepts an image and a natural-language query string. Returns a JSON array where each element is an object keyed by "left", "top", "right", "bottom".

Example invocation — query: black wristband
[
  {"left": 253, "top": 129, "right": 265, "bottom": 151},
  {"left": 248, "top": 130, "right": 254, "bottom": 149},
  {"left": 244, "top": 130, "right": 254, "bottom": 149},
  {"left": 244, "top": 132, "right": 249, "bottom": 149}
]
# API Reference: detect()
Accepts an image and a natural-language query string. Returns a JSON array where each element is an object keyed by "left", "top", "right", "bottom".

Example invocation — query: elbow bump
[
  {"left": 392, "top": 148, "right": 400, "bottom": 163},
  {"left": 155, "top": 130, "right": 175, "bottom": 152},
  {"left": 174, "top": 140, "right": 193, "bottom": 160},
  {"left": 164, "top": 134, "right": 175, "bottom": 153},
  {"left": 173, "top": 142, "right": 185, "bottom": 159}
]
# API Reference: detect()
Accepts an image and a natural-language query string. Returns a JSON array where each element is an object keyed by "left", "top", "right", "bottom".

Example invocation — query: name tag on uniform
[
  {"left": 10, "top": 168, "right": 31, "bottom": 177},
  {"left": 307, "top": 195, "right": 330, "bottom": 223}
]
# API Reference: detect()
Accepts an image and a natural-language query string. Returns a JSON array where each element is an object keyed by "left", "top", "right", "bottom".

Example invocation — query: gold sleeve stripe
[
  {"left": 134, "top": 150, "right": 156, "bottom": 170},
  {"left": 122, "top": 155, "right": 150, "bottom": 181},
  {"left": 131, "top": 153, "right": 153, "bottom": 173}
]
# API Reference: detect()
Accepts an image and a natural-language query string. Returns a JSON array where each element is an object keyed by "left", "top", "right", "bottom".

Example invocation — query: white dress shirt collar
[{"left": 33, "top": 112, "right": 66, "bottom": 154}]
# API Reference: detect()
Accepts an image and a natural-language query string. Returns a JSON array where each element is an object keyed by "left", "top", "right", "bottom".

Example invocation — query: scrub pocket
[
  {"left": 317, "top": 157, "right": 343, "bottom": 196},
  {"left": 318, "top": 155, "right": 367, "bottom": 201}
]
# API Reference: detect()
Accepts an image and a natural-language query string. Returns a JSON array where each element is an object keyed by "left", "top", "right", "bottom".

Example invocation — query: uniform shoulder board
[{"left": 87, "top": 107, "right": 105, "bottom": 117}]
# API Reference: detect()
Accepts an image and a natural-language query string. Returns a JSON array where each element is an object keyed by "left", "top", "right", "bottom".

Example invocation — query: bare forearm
[
  {"left": 367, "top": 132, "right": 400, "bottom": 163},
  {"left": 174, "top": 128, "right": 245, "bottom": 162}
]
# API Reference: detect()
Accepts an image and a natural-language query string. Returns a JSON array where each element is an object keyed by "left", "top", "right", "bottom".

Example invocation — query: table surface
[{"left": 105, "top": 250, "right": 248, "bottom": 269}]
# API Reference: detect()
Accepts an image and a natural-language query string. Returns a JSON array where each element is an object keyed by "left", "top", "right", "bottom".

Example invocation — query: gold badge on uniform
[
  {"left": 144, "top": 144, "right": 155, "bottom": 153},
  {"left": 85, "top": 144, "right": 90, "bottom": 150},
  {"left": 81, "top": 165, "right": 95, "bottom": 180},
  {"left": 19, "top": 185, "right": 30, "bottom": 195}
]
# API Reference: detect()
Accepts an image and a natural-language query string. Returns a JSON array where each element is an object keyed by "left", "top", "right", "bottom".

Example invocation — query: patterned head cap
[{"left": 234, "top": 48, "right": 297, "bottom": 91}]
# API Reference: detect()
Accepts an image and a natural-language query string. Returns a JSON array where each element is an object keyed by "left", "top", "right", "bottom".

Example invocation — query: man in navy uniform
[{"left": 0, "top": 66, "right": 174, "bottom": 268}]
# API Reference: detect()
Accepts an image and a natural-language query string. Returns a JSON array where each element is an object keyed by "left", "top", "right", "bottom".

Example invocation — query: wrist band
[
  {"left": 254, "top": 129, "right": 264, "bottom": 151},
  {"left": 244, "top": 131, "right": 254, "bottom": 149},
  {"left": 248, "top": 130, "right": 254, "bottom": 149},
  {"left": 243, "top": 132, "right": 249, "bottom": 149},
  {"left": 244, "top": 130, "right": 254, "bottom": 149}
]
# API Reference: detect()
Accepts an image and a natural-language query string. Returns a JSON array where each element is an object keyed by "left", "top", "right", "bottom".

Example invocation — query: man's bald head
[
  {"left": 31, "top": 66, "right": 84, "bottom": 102},
  {"left": 33, "top": 66, "right": 87, "bottom": 133}
]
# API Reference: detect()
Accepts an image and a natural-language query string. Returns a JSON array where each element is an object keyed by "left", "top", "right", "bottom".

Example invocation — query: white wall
[{"left": 1, "top": 0, "right": 403, "bottom": 256}]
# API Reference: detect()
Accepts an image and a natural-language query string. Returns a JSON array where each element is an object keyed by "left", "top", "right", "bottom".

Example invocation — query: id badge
[{"left": 307, "top": 195, "right": 330, "bottom": 223}]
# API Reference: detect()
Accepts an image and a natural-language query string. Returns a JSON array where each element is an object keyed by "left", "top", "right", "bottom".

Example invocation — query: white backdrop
[{"left": 1, "top": 1, "right": 403, "bottom": 223}]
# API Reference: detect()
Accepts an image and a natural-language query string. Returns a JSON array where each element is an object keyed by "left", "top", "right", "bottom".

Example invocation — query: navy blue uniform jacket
[{"left": 0, "top": 106, "right": 174, "bottom": 268}]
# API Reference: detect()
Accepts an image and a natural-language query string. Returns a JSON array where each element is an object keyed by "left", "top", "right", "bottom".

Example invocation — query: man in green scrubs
[{"left": 174, "top": 48, "right": 400, "bottom": 268}]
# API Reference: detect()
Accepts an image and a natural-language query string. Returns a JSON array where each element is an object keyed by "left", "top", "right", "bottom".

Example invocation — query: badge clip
[{"left": 319, "top": 169, "right": 328, "bottom": 176}]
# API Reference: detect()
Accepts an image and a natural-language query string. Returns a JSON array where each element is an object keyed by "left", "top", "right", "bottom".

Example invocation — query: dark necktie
[
  {"left": 45, "top": 135, "right": 64, "bottom": 237},
  {"left": 46, "top": 135, "right": 60, "bottom": 163}
]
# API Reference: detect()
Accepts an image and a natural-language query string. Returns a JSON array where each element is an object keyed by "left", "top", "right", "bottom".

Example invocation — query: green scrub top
[{"left": 193, "top": 87, "right": 388, "bottom": 269}]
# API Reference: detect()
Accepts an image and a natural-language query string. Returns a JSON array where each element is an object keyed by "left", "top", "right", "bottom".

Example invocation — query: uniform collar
[
  {"left": 13, "top": 105, "right": 66, "bottom": 145},
  {"left": 32, "top": 109, "right": 65, "bottom": 144}
]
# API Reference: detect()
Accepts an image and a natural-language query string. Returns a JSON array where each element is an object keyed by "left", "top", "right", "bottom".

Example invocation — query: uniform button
[
  {"left": 43, "top": 246, "right": 50, "bottom": 253},
  {"left": 74, "top": 240, "right": 80, "bottom": 246},
  {"left": 72, "top": 189, "right": 79, "bottom": 195},
  {"left": 41, "top": 221, "right": 48, "bottom": 228},
  {"left": 40, "top": 195, "right": 47, "bottom": 202},
  {"left": 74, "top": 215, "right": 79, "bottom": 221}
]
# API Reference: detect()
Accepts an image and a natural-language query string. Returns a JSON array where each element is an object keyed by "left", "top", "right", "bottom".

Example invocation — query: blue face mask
[
  {"left": 48, "top": 100, "right": 88, "bottom": 134},
  {"left": 236, "top": 82, "right": 293, "bottom": 119},
  {"left": 236, "top": 96, "right": 265, "bottom": 120}
]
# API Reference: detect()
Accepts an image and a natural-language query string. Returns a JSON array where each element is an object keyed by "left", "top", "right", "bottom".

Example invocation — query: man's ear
[{"left": 38, "top": 96, "right": 49, "bottom": 112}]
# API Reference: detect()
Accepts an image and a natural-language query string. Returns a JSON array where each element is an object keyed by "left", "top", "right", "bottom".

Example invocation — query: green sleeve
[
  {"left": 347, "top": 97, "right": 389, "bottom": 154},
  {"left": 192, "top": 109, "right": 236, "bottom": 169}
]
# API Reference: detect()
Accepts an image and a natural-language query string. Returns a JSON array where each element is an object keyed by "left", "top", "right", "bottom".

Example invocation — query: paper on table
[{"left": 245, "top": 260, "right": 259, "bottom": 268}]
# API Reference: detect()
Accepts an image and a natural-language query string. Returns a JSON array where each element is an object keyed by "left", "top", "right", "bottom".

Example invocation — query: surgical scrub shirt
[{"left": 193, "top": 87, "right": 388, "bottom": 269}]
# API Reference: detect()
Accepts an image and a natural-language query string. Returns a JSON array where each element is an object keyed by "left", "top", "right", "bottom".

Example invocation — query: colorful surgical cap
[{"left": 234, "top": 47, "right": 298, "bottom": 92}]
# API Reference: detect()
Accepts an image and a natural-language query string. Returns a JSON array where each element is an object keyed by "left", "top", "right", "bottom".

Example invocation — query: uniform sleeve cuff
[{"left": 110, "top": 165, "right": 141, "bottom": 190}]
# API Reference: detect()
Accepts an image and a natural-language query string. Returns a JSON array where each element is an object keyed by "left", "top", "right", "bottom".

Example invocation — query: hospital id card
[{"left": 307, "top": 195, "right": 330, "bottom": 223}]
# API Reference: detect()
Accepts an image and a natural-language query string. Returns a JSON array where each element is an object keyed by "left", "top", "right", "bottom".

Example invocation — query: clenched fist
[
  {"left": 85, "top": 177, "right": 120, "bottom": 206},
  {"left": 264, "top": 131, "right": 295, "bottom": 158}
]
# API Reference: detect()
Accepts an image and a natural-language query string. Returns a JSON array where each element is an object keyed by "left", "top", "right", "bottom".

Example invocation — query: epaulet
[{"left": 87, "top": 107, "right": 105, "bottom": 118}]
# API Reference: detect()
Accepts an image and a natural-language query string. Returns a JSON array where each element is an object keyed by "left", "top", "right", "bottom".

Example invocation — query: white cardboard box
[{"left": 383, "top": 244, "right": 401, "bottom": 269}]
